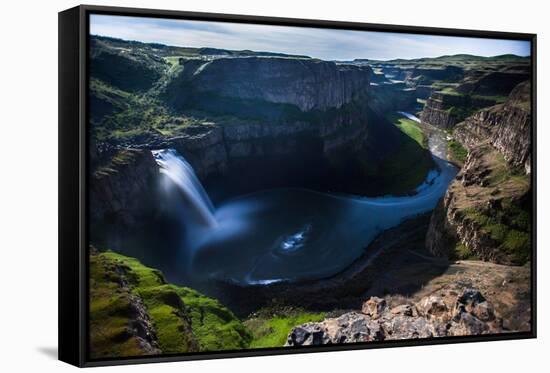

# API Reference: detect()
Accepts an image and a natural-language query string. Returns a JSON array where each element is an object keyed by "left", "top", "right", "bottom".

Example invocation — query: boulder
[
  {"left": 361, "top": 297, "right": 387, "bottom": 319},
  {"left": 286, "top": 289, "right": 503, "bottom": 347}
]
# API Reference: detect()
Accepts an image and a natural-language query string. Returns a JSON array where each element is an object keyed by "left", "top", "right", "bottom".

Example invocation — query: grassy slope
[
  {"left": 448, "top": 139, "right": 468, "bottom": 165},
  {"left": 392, "top": 115, "right": 427, "bottom": 148},
  {"left": 90, "top": 251, "right": 251, "bottom": 357},
  {"left": 371, "top": 113, "right": 433, "bottom": 195},
  {"left": 460, "top": 152, "right": 531, "bottom": 264},
  {"left": 175, "top": 286, "right": 252, "bottom": 351},
  {"left": 244, "top": 308, "right": 326, "bottom": 348},
  {"left": 445, "top": 142, "right": 531, "bottom": 264},
  {"left": 89, "top": 253, "right": 152, "bottom": 358},
  {"left": 91, "top": 77, "right": 200, "bottom": 142}
]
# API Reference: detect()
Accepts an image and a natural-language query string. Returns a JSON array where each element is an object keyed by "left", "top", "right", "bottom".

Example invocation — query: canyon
[{"left": 87, "top": 35, "right": 532, "bottom": 355}]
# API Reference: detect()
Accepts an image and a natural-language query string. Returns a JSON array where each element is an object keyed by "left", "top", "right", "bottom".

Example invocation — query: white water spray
[{"left": 152, "top": 149, "right": 217, "bottom": 227}]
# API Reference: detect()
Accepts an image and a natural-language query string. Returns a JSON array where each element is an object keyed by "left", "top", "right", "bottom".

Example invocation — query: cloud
[{"left": 90, "top": 15, "right": 531, "bottom": 60}]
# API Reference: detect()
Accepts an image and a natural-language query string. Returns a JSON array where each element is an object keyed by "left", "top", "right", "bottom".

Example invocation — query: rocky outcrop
[
  {"left": 286, "top": 288, "right": 502, "bottom": 346},
  {"left": 454, "top": 81, "right": 531, "bottom": 173},
  {"left": 457, "top": 70, "right": 530, "bottom": 97},
  {"left": 90, "top": 149, "right": 159, "bottom": 227},
  {"left": 426, "top": 143, "right": 531, "bottom": 265},
  {"left": 426, "top": 82, "right": 532, "bottom": 265},
  {"left": 128, "top": 108, "right": 369, "bottom": 183},
  {"left": 420, "top": 92, "right": 457, "bottom": 129},
  {"left": 456, "top": 106, "right": 531, "bottom": 173},
  {"left": 90, "top": 37, "right": 168, "bottom": 92},
  {"left": 420, "top": 92, "right": 497, "bottom": 129},
  {"left": 379, "top": 65, "right": 463, "bottom": 86},
  {"left": 165, "top": 57, "right": 371, "bottom": 112}
]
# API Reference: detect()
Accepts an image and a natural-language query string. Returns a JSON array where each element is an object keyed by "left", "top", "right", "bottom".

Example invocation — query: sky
[{"left": 90, "top": 15, "right": 531, "bottom": 61}]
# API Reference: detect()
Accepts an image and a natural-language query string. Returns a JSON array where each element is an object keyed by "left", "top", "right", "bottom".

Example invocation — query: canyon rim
[{"left": 85, "top": 14, "right": 533, "bottom": 360}]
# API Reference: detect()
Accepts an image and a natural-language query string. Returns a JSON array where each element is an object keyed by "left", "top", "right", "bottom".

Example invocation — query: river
[
  {"left": 109, "top": 112, "right": 458, "bottom": 287},
  {"left": 184, "top": 112, "right": 458, "bottom": 285}
]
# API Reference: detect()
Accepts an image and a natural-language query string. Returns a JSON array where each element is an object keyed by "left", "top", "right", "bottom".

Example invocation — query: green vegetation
[
  {"left": 455, "top": 148, "right": 531, "bottom": 265},
  {"left": 448, "top": 140, "right": 468, "bottom": 165},
  {"left": 463, "top": 199, "right": 531, "bottom": 265},
  {"left": 389, "top": 113, "right": 427, "bottom": 148},
  {"left": 447, "top": 105, "right": 477, "bottom": 123},
  {"left": 452, "top": 242, "right": 479, "bottom": 260},
  {"left": 91, "top": 78, "right": 201, "bottom": 142},
  {"left": 438, "top": 87, "right": 461, "bottom": 95},
  {"left": 163, "top": 56, "right": 183, "bottom": 67},
  {"left": 89, "top": 253, "right": 149, "bottom": 358},
  {"left": 90, "top": 250, "right": 330, "bottom": 356},
  {"left": 471, "top": 94, "right": 508, "bottom": 104},
  {"left": 244, "top": 307, "right": 326, "bottom": 348},
  {"left": 487, "top": 152, "right": 530, "bottom": 189},
  {"left": 90, "top": 251, "right": 251, "bottom": 357},
  {"left": 175, "top": 286, "right": 251, "bottom": 351},
  {"left": 136, "top": 284, "right": 198, "bottom": 354},
  {"left": 359, "top": 113, "right": 435, "bottom": 195},
  {"left": 378, "top": 145, "right": 434, "bottom": 195},
  {"left": 93, "top": 149, "right": 141, "bottom": 179}
]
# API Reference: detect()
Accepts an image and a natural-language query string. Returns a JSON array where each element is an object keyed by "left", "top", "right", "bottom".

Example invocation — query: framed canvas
[{"left": 59, "top": 4, "right": 536, "bottom": 367}]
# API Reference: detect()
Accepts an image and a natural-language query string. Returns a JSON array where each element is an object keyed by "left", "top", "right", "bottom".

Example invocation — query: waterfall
[{"left": 152, "top": 149, "right": 217, "bottom": 227}]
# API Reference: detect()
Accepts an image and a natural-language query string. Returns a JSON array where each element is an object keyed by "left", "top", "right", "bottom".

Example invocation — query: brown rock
[{"left": 362, "top": 297, "right": 387, "bottom": 319}]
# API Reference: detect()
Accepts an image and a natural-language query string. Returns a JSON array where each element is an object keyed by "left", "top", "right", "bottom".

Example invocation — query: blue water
[
  {"left": 155, "top": 111, "right": 457, "bottom": 285},
  {"left": 186, "top": 160, "right": 457, "bottom": 285}
]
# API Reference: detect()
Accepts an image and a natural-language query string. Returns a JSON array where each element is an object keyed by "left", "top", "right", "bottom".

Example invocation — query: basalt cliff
[
  {"left": 426, "top": 81, "right": 531, "bottom": 265},
  {"left": 89, "top": 36, "right": 434, "bottom": 228},
  {"left": 87, "top": 36, "right": 532, "bottom": 353}
]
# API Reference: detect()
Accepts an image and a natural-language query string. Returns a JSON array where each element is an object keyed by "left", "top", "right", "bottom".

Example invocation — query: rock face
[
  {"left": 426, "top": 141, "right": 531, "bottom": 264},
  {"left": 166, "top": 57, "right": 371, "bottom": 112},
  {"left": 369, "top": 84, "right": 417, "bottom": 114},
  {"left": 454, "top": 81, "right": 531, "bottom": 173},
  {"left": 425, "top": 81, "right": 532, "bottom": 265},
  {"left": 286, "top": 288, "right": 502, "bottom": 346},
  {"left": 131, "top": 107, "right": 370, "bottom": 186},
  {"left": 420, "top": 92, "right": 497, "bottom": 129},
  {"left": 380, "top": 65, "right": 464, "bottom": 86},
  {"left": 457, "top": 70, "right": 530, "bottom": 97},
  {"left": 89, "top": 149, "right": 159, "bottom": 227}
]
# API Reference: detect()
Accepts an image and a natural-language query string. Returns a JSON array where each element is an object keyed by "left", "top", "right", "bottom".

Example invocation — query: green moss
[
  {"left": 244, "top": 308, "right": 326, "bottom": 349},
  {"left": 389, "top": 114, "right": 427, "bottom": 148},
  {"left": 136, "top": 285, "right": 197, "bottom": 354},
  {"left": 487, "top": 223, "right": 508, "bottom": 242},
  {"left": 175, "top": 287, "right": 251, "bottom": 351},
  {"left": 90, "top": 251, "right": 251, "bottom": 357},
  {"left": 462, "top": 202, "right": 531, "bottom": 265},
  {"left": 89, "top": 253, "right": 155, "bottom": 358},
  {"left": 448, "top": 140, "right": 468, "bottom": 164},
  {"left": 447, "top": 105, "right": 477, "bottom": 123},
  {"left": 503, "top": 230, "right": 530, "bottom": 263}
]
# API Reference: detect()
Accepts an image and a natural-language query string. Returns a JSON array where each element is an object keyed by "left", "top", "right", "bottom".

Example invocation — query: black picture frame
[{"left": 59, "top": 4, "right": 537, "bottom": 367}]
